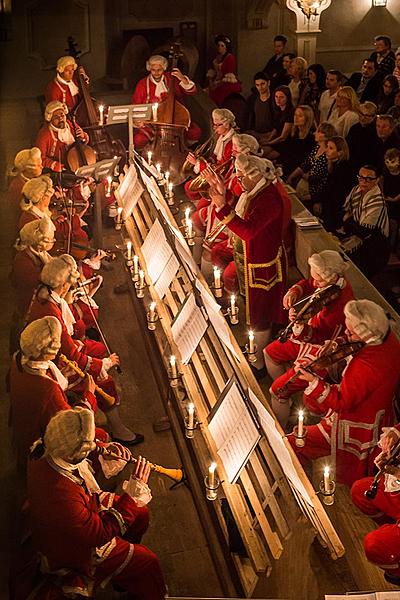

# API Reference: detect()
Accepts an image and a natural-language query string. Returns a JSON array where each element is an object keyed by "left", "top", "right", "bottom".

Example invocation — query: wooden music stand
[{"left": 107, "top": 104, "right": 153, "bottom": 163}]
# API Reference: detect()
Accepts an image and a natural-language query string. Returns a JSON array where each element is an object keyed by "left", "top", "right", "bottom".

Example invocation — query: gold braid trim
[{"left": 221, "top": 210, "right": 236, "bottom": 225}]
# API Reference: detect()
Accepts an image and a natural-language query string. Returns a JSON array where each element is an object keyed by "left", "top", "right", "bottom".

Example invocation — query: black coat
[{"left": 347, "top": 72, "right": 383, "bottom": 103}]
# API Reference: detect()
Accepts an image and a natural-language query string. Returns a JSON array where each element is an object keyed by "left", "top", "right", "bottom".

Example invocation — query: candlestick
[
  {"left": 155, "top": 163, "right": 163, "bottom": 181},
  {"left": 165, "top": 171, "right": 170, "bottom": 186},
  {"left": 228, "top": 294, "right": 239, "bottom": 325},
  {"left": 135, "top": 269, "right": 145, "bottom": 298},
  {"left": 212, "top": 266, "right": 223, "bottom": 298},
  {"left": 186, "top": 218, "right": 195, "bottom": 246},
  {"left": 184, "top": 207, "right": 191, "bottom": 228},
  {"left": 298, "top": 410, "right": 304, "bottom": 438},
  {"left": 147, "top": 150, "right": 152, "bottom": 165},
  {"left": 246, "top": 330, "right": 257, "bottom": 363},
  {"left": 187, "top": 403, "right": 194, "bottom": 429},
  {"left": 323, "top": 466, "right": 330, "bottom": 494},
  {"left": 320, "top": 466, "right": 335, "bottom": 505},
  {"left": 293, "top": 409, "right": 307, "bottom": 447},
  {"left": 99, "top": 104, "right": 104, "bottom": 126},
  {"left": 147, "top": 301, "right": 158, "bottom": 330},
  {"left": 205, "top": 463, "right": 220, "bottom": 501},
  {"left": 167, "top": 181, "right": 175, "bottom": 207},
  {"left": 126, "top": 241, "right": 132, "bottom": 261},
  {"left": 152, "top": 102, "right": 158, "bottom": 122},
  {"left": 106, "top": 176, "right": 112, "bottom": 197},
  {"left": 208, "top": 463, "right": 216, "bottom": 488},
  {"left": 132, "top": 255, "right": 139, "bottom": 282},
  {"left": 169, "top": 355, "right": 179, "bottom": 386},
  {"left": 249, "top": 330, "right": 255, "bottom": 353},
  {"left": 115, "top": 206, "right": 123, "bottom": 230}
]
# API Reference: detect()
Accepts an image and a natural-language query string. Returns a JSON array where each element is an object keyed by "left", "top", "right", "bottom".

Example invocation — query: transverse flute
[{"left": 59, "top": 353, "right": 116, "bottom": 408}]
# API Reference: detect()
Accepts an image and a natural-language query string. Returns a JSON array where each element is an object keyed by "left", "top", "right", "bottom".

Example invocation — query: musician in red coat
[
  {"left": 26, "top": 408, "right": 166, "bottom": 599},
  {"left": 35, "top": 101, "right": 88, "bottom": 173},
  {"left": 131, "top": 54, "right": 201, "bottom": 149},
  {"left": 7, "top": 147, "right": 43, "bottom": 233},
  {"left": 265, "top": 250, "right": 355, "bottom": 428},
  {"left": 210, "top": 154, "right": 287, "bottom": 370},
  {"left": 44, "top": 56, "right": 85, "bottom": 113},
  {"left": 351, "top": 424, "right": 400, "bottom": 586},
  {"left": 289, "top": 300, "right": 400, "bottom": 487}
]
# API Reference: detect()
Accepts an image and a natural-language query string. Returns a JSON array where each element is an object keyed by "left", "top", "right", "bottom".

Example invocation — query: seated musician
[
  {"left": 7, "top": 147, "right": 43, "bottom": 228},
  {"left": 185, "top": 108, "right": 236, "bottom": 204},
  {"left": 44, "top": 55, "right": 87, "bottom": 113},
  {"left": 22, "top": 408, "right": 166, "bottom": 599},
  {"left": 131, "top": 54, "right": 201, "bottom": 149},
  {"left": 26, "top": 254, "right": 142, "bottom": 446},
  {"left": 351, "top": 425, "right": 400, "bottom": 586},
  {"left": 290, "top": 299, "right": 400, "bottom": 487},
  {"left": 264, "top": 250, "right": 354, "bottom": 428},
  {"left": 209, "top": 154, "right": 287, "bottom": 372},
  {"left": 36, "top": 100, "right": 89, "bottom": 173}
]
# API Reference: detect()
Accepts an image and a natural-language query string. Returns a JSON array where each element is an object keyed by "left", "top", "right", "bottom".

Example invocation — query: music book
[
  {"left": 115, "top": 163, "right": 144, "bottom": 218},
  {"left": 106, "top": 103, "right": 153, "bottom": 125},
  {"left": 171, "top": 292, "right": 208, "bottom": 365},
  {"left": 75, "top": 157, "right": 119, "bottom": 181},
  {"left": 208, "top": 378, "right": 261, "bottom": 484},
  {"left": 140, "top": 219, "right": 179, "bottom": 299}
]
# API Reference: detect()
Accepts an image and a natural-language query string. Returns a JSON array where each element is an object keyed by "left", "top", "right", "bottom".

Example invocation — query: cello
[{"left": 148, "top": 42, "right": 192, "bottom": 185}]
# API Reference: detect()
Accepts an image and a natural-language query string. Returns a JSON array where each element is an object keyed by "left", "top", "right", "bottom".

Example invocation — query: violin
[{"left": 365, "top": 438, "right": 400, "bottom": 500}]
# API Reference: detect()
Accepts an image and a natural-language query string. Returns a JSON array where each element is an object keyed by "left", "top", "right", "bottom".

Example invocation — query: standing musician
[
  {"left": 26, "top": 254, "right": 142, "bottom": 446},
  {"left": 290, "top": 299, "right": 400, "bottom": 487},
  {"left": 351, "top": 425, "right": 400, "bottom": 586},
  {"left": 209, "top": 154, "right": 287, "bottom": 371},
  {"left": 264, "top": 250, "right": 354, "bottom": 428},
  {"left": 44, "top": 55, "right": 88, "bottom": 113},
  {"left": 36, "top": 100, "right": 89, "bottom": 173},
  {"left": 131, "top": 54, "right": 201, "bottom": 149},
  {"left": 20, "top": 408, "right": 166, "bottom": 599}
]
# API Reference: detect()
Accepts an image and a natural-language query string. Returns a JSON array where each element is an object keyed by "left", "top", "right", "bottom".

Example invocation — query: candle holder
[
  {"left": 204, "top": 473, "right": 222, "bottom": 501},
  {"left": 227, "top": 305, "right": 239, "bottom": 325},
  {"left": 185, "top": 228, "right": 196, "bottom": 247},
  {"left": 124, "top": 251, "right": 133, "bottom": 267},
  {"left": 212, "top": 282, "right": 224, "bottom": 299},
  {"left": 319, "top": 478, "right": 336, "bottom": 506},
  {"left": 115, "top": 209, "right": 124, "bottom": 231},
  {"left": 184, "top": 416, "right": 199, "bottom": 439},
  {"left": 168, "top": 366, "right": 181, "bottom": 388},
  {"left": 245, "top": 343, "right": 258, "bottom": 364},
  {"left": 147, "top": 309, "right": 159, "bottom": 331},
  {"left": 292, "top": 424, "right": 307, "bottom": 448},
  {"left": 135, "top": 280, "right": 145, "bottom": 299}
]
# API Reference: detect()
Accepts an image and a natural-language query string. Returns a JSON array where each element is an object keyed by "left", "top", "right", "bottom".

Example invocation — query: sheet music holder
[
  {"left": 171, "top": 292, "right": 208, "bottom": 365},
  {"left": 115, "top": 163, "right": 144, "bottom": 219},
  {"left": 107, "top": 104, "right": 153, "bottom": 162}
]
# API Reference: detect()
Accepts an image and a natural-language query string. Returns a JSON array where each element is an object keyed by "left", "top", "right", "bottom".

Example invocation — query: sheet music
[
  {"left": 141, "top": 220, "right": 178, "bottom": 296},
  {"left": 248, "top": 388, "right": 313, "bottom": 506},
  {"left": 137, "top": 165, "right": 173, "bottom": 226},
  {"left": 171, "top": 292, "right": 208, "bottom": 365},
  {"left": 75, "top": 157, "right": 118, "bottom": 180},
  {"left": 208, "top": 379, "right": 260, "bottom": 484},
  {"left": 195, "top": 279, "right": 240, "bottom": 361},
  {"left": 117, "top": 163, "right": 144, "bottom": 218},
  {"left": 168, "top": 223, "right": 198, "bottom": 276},
  {"left": 154, "top": 254, "right": 179, "bottom": 299}
]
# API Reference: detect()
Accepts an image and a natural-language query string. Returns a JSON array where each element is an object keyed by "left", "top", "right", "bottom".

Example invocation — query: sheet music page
[
  {"left": 137, "top": 165, "right": 173, "bottom": 225},
  {"left": 171, "top": 292, "right": 208, "bottom": 365},
  {"left": 167, "top": 223, "right": 198, "bottom": 276},
  {"left": 376, "top": 593, "right": 400, "bottom": 599},
  {"left": 208, "top": 380, "right": 260, "bottom": 483},
  {"left": 141, "top": 219, "right": 174, "bottom": 284},
  {"left": 195, "top": 280, "right": 240, "bottom": 361},
  {"left": 117, "top": 164, "right": 144, "bottom": 218},
  {"left": 154, "top": 254, "right": 179, "bottom": 299},
  {"left": 248, "top": 388, "right": 313, "bottom": 506}
]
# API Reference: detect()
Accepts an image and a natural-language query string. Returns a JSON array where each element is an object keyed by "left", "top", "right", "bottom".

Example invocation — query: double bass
[{"left": 148, "top": 42, "right": 192, "bottom": 185}]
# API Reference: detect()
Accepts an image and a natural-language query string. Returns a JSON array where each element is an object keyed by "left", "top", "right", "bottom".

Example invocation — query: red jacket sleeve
[{"left": 35, "top": 128, "right": 63, "bottom": 172}]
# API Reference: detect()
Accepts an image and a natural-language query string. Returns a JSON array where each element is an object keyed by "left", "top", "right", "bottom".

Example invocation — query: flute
[
  {"left": 97, "top": 444, "right": 183, "bottom": 483},
  {"left": 59, "top": 353, "right": 116, "bottom": 408}
]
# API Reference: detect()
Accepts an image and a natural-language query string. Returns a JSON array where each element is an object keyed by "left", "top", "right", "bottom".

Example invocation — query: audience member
[
  {"left": 274, "top": 105, "right": 315, "bottom": 176},
  {"left": 318, "top": 69, "right": 342, "bottom": 123},
  {"left": 273, "top": 52, "right": 296, "bottom": 89},
  {"left": 328, "top": 86, "right": 360, "bottom": 137},
  {"left": 375, "top": 74, "right": 399, "bottom": 114},
  {"left": 242, "top": 72, "right": 274, "bottom": 140},
  {"left": 262, "top": 85, "right": 294, "bottom": 156},
  {"left": 388, "top": 89, "right": 400, "bottom": 127},
  {"left": 262, "top": 35, "right": 288, "bottom": 84},
  {"left": 298, "top": 63, "right": 326, "bottom": 116},
  {"left": 346, "top": 101, "right": 380, "bottom": 177},
  {"left": 381, "top": 148, "right": 400, "bottom": 250},
  {"left": 206, "top": 34, "right": 241, "bottom": 107},
  {"left": 393, "top": 47, "right": 400, "bottom": 85},
  {"left": 288, "top": 57, "right": 308, "bottom": 107},
  {"left": 348, "top": 58, "right": 383, "bottom": 103},
  {"left": 370, "top": 35, "right": 396, "bottom": 77},
  {"left": 376, "top": 115, "right": 400, "bottom": 162}
]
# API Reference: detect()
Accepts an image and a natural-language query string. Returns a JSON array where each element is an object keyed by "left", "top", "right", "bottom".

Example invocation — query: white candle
[
  {"left": 323, "top": 466, "right": 331, "bottom": 493},
  {"left": 298, "top": 410, "right": 304, "bottom": 438},
  {"left": 187, "top": 218, "right": 193, "bottom": 239},
  {"left": 168, "top": 182, "right": 174, "bottom": 198},
  {"left": 187, "top": 403, "right": 195, "bottom": 429},
  {"left": 156, "top": 163, "right": 162, "bottom": 179},
  {"left": 213, "top": 267, "right": 221, "bottom": 289},
  {"left": 185, "top": 207, "right": 191, "bottom": 227},
  {"left": 208, "top": 462, "right": 217, "bottom": 488},
  {"left": 139, "top": 269, "right": 145, "bottom": 288},
  {"left": 147, "top": 150, "right": 152, "bottom": 165},
  {"left": 126, "top": 240, "right": 132, "bottom": 261},
  {"left": 133, "top": 255, "right": 139, "bottom": 275},
  {"left": 170, "top": 355, "right": 178, "bottom": 378},
  {"left": 99, "top": 104, "right": 104, "bottom": 126},
  {"left": 230, "top": 294, "right": 236, "bottom": 312},
  {"left": 152, "top": 102, "right": 158, "bottom": 121},
  {"left": 248, "top": 330, "right": 255, "bottom": 354},
  {"left": 117, "top": 207, "right": 123, "bottom": 224},
  {"left": 165, "top": 171, "right": 170, "bottom": 185},
  {"left": 149, "top": 301, "right": 156, "bottom": 321},
  {"left": 106, "top": 176, "right": 112, "bottom": 197}
]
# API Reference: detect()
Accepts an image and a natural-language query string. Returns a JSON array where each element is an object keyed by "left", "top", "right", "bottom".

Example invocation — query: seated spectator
[
  {"left": 316, "top": 136, "right": 354, "bottom": 231},
  {"left": 393, "top": 47, "right": 400, "bottom": 86},
  {"left": 286, "top": 121, "right": 336, "bottom": 207},
  {"left": 273, "top": 105, "right": 315, "bottom": 177},
  {"left": 381, "top": 148, "right": 400, "bottom": 250},
  {"left": 242, "top": 72, "right": 274, "bottom": 141},
  {"left": 288, "top": 57, "right": 308, "bottom": 107},
  {"left": 388, "top": 89, "right": 400, "bottom": 128},
  {"left": 370, "top": 35, "right": 396, "bottom": 77},
  {"left": 341, "top": 165, "right": 390, "bottom": 279},
  {"left": 262, "top": 86, "right": 294, "bottom": 156},
  {"left": 262, "top": 35, "right": 288, "bottom": 85},
  {"left": 375, "top": 74, "right": 399, "bottom": 114},
  {"left": 328, "top": 86, "right": 360, "bottom": 137},
  {"left": 348, "top": 58, "right": 383, "bottom": 103},
  {"left": 376, "top": 115, "right": 400, "bottom": 164},
  {"left": 273, "top": 52, "right": 296, "bottom": 89},
  {"left": 206, "top": 34, "right": 241, "bottom": 107},
  {"left": 318, "top": 69, "right": 343, "bottom": 123},
  {"left": 346, "top": 101, "right": 380, "bottom": 177},
  {"left": 298, "top": 63, "right": 326, "bottom": 116}
]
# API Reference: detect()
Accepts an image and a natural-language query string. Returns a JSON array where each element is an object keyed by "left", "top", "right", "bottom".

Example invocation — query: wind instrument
[
  {"left": 188, "top": 156, "right": 234, "bottom": 194},
  {"left": 181, "top": 135, "right": 214, "bottom": 173},
  {"left": 97, "top": 444, "right": 184, "bottom": 483},
  {"left": 204, "top": 221, "right": 228, "bottom": 245},
  {"left": 59, "top": 353, "right": 116, "bottom": 408}
]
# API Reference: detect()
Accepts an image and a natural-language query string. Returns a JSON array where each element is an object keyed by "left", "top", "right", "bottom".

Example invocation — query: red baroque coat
[
  {"left": 131, "top": 72, "right": 197, "bottom": 105},
  {"left": 44, "top": 77, "right": 80, "bottom": 112}
]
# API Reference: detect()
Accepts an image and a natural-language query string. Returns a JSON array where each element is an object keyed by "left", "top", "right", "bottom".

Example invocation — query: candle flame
[
  {"left": 249, "top": 330, "right": 254, "bottom": 339},
  {"left": 188, "top": 403, "right": 195, "bottom": 412},
  {"left": 213, "top": 266, "right": 220, "bottom": 274},
  {"left": 118, "top": 207, "right": 123, "bottom": 215},
  {"left": 150, "top": 301, "right": 156, "bottom": 311},
  {"left": 170, "top": 355, "right": 176, "bottom": 365},
  {"left": 99, "top": 104, "right": 104, "bottom": 111},
  {"left": 209, "top": 462, "right": 217, "bottom": 473},
  {"left": 168, "top": 182, "right": 173, "bottom": 190},
  {"left": 127, "top": 240, "right": 132, "bottom": 249},
  {"left": 324, "top": 466, "right": 330, "bottom": 477},
  {"left": 107, "top": 175, "right": 112, "bottom": 183},
  {"left": 165, "top": 171, "right": 170, "bottom": 179},
  {"left": 156, "top": 162, "right": 161, "bottom": 172},
  {"left": 231, "top": 294, "right": 235, "bottom": 302},
  {"left": 133, "top": 254, "right": 138, "bottom": 262},
  {"left": 139, "top": 269, "right": 144, "bottom": 277}
]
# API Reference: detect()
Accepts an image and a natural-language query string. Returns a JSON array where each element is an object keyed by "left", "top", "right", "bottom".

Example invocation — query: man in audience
[
  {"left": 348, "top": 58, "right": 383, "bottom": 102},
  {"left": 370, "top": 35, "right": 396, "bottom": 77},
  {"left": 318, "top": 69, "right": 342, "bottom": 123},
  {"left": 376, "top": 114, "right": 400, "bottom": 164},
  {"left": 243, "top": 72, "right": 274, "bottom": 142},
  {"left": 346, "top": 101, "right": 380, "bottom": 176},
  {"left": 262, "top": 35, "right": 288, "bottom": 84}
]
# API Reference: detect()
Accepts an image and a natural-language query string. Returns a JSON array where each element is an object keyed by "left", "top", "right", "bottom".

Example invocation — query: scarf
[
  {"left": 50, "top": 456, "right": 100, "bottom": 494},
  {"left": 344, "top": 184, "right": 389, "bottom": 237},
  {"left": 56, "top": 73, "right": 80, "bottom": 97},
  {"left": 30, "top": 205, "right": 52, "bottom": 219},
  {"left": 21, "top": 356, "right": 68, "bottom": 390},
  {"left": 50, "top": 122, "right": 75, "bottom": 145},
  {"left": 214, "top": 129, "right": 234, "bottom": 161},
  {"left": 149, "top": 74, "right": 168, "bottom": 101},
  {"left": 51, "top": 291, "right": 76, "bottom": 335},
  {"left": 235, "top": 177, "right": 267, "bottom": 217},
  {"left": 29, "top": 247, "right": 52, "bottom": 265}
]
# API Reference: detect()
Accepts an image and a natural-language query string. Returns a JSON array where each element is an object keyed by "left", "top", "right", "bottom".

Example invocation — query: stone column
[{"left": 286, "top": 0, "right": 331, "bottom": 63}]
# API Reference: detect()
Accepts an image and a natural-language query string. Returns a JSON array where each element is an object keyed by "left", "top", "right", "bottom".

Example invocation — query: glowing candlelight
[
  {"left": 187, "top": 403, "right": 195, "bottom": 429},
  {"left": 147, "top": 150, "right": 152, "bottom": 165},
  {"left": 139, "top": 269, "right": 145, "bottom": 288},
  {"left": 106, "top": 176, "right": 112, "bottom": 197},
  {"left": 133, "top": 255, "right": 139, "bottom": 276},
  {"left": 324, "top": 466, "right": 331, "bottom": 493},
  {"left": 99, "top": 104, "right": 104, "bottom": 126},
  {"left": 126, "top": 240, "right": 132, "bottom": 261},
  {"left": 156, "top": 163, "right": 162, "bottom": 179},
  {"left": 185, "top": 207, "right": 191, "bottom": 227},
  {"left": 117, "top": 206, "right": 123, "bottom": 223},
  {"left": 298, "top": 410, "right": 304, "bottom": 438},
  {"left": 168, "top": 182, "right": 174, "bottom": 197},
  {"left": 208, "top": 462, "right": 217, "bottom": 488},
  {"left": 152, "top": 102, "right": 158, "bottom": 121},
  {"left": 149, "top": 301, "right": 156, "bottom": 321},
  {"left": 170, "top": 355, "right": 178, "bottom": 379},
  {"left": 230, "top": 294, "right": 236, "bottom": 311},
  {"left": 213, "top": 266, "right": 221, "bottom": 289},
  {"left": 165, "top": 171, "right": 170, "bottom": 184},
  {"left": 187, "top": 218, "right": 193, "bottom": 239},
  {"left": 248, "top": 330, "right": 255, "bottom": 354}
]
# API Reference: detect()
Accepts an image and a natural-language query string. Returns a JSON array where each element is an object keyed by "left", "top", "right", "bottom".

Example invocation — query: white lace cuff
[{"left": 122, "top": 477, "right": 152, "bottom": 507}]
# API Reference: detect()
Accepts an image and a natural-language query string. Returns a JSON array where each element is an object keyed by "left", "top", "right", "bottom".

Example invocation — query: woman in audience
[
  {"left": 286, "top": 121, "right": 337, "bottom": 209},
  {"left": 381, "top": 148, "right": 400, "bottom": 251},
  {"left": 262, "top": 85, "right": 294, "bottom": 157},
  {"left": 388, "top": 89, "right": 400, "bottom": 128},
  {"left": 288, "top": 57, "right": 308, "bottom": 107},
  {"left": 298, "top": 63, "right": 326, "bottom": 116},
  {"left": 375, "top": 74, "right": 399, "bottom": 115},
  {"left": 328, "top": 86, "right": 360, "bottom": 137},
  {"left": 273, "top": 52, "right": 296, "bottom": 89},
  {"left": 316, "top": 136, "right": 354, "bottom": 231},
  {"left": 274, "top": 105, "right": 315, "bottom": 176},
  {"left": 393, "top": 48, "right": 400, "bottom": 86},
  {"left": 206, "top": 34, "right": 241, "bottom": 107}
]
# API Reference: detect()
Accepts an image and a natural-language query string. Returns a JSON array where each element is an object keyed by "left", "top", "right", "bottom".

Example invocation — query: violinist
[
  {"left": 290, "top": 299, "right": 400, "bottom": 487},
  {"left": 7, "top": 147, "right": 43, "bottom": 230},
  {"left": 35, "top": 101, "right": 88, "bottom": 173},
  {"left": 44, "top": 55, "right": 88, "bottom": 113},
  {"left": 264, "top": 250, "right": 354, "bottom": 427},
  {"left": 351, "top": 425, "right": 400, "bottom": 586},
  {"left": 131, "top": 54, "right": 201, "bottom": 149}
]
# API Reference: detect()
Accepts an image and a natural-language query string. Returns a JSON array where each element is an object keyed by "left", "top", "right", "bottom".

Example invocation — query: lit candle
[
  {"left": 99, "top": 104, "right": 104, "bottom": 126},
  {"left": 187, "top": 218, "right": 193, "bottom": 239},
  {"left": 152, "top": 102, "right": 158, "bottom": 121},
  {"left": 156, "top": 163, "right": 162, "bottom": 179},
  {"left": 106, "top": 176, "right": 112, "bottom": 197},
  {"left": 168, "top": 182, "right": 174, "bottom": 198},
  {"left": 133, "top": 255, "right": 139, "bottom": 276},
  {"left": 126, "top": 240, "right": 132, "bottom": 261},
  {"left": 230, "top": 294, "right": 236, "bottom": 312},
  {"left": 248, "top": 330, "right": 255, "bottom": 354},
  {"left": 185, "top": 207, "right": 191, "bottom": 227},
  {"left": 165, "top": 171, "right": 170, "bottom": 185},
  {"left": 208, "top": 462, "right": 217, "bottom": 488},
  {"left": 117, "top": 206, "right": 123, "bottom": 223},
  {"left": 139, "top": 269, "right": 145, "bottom": 288},
  {"left": 147, "top": 150, "right": 152, "bottom": 165},
  {"left": 323, "top": 466, "right": 331, "bottom": 493},
  {"left": 213, "top": 266, "right": 221, "bottom": 289},
  {"left": 187, "top": 403, "right": 195, "bottom": 429},
  {"left": 298, "top": 409, "right": 304, "bottom": 438},
  {"left": 170, "top": 355, "right": 178, "bottom": 379},
  {"left": 149, "top": 301, "right": 156, "bottom": 321}
]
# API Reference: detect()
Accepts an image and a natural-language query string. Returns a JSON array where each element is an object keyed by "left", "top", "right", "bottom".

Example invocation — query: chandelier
[{"left": 296, "top": 0, "right": 322, "bottom": 18}]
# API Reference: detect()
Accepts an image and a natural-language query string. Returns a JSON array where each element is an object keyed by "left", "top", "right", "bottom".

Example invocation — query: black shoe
[
  {"left": 113, "top": 282, "right": 129, "bottom": 294},
  {"left": 112, "top": 433, "right": 144, "bottom": 447},
  {"left": 250, "top": 365, "right": 267, "bottom": 381},
  {"left": 384, "top": 571, "right": 400, "bottom": 586}
]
